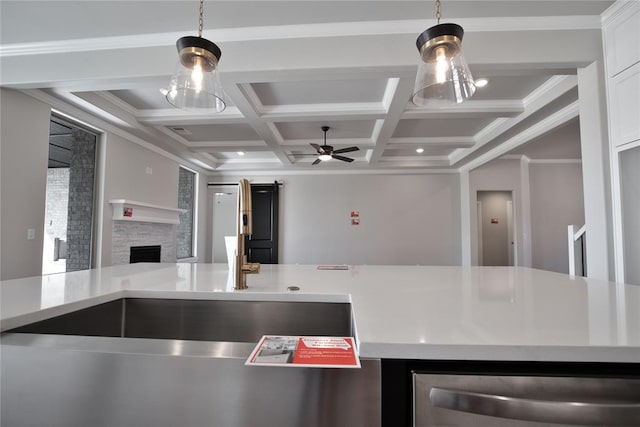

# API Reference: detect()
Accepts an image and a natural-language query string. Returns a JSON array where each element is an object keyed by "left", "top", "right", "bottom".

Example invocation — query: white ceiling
[{"left": 0, "top": 1, "right": 615, "bottom": 173}]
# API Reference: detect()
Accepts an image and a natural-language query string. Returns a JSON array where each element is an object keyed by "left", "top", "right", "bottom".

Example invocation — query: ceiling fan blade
[
  {"left": 332, "top": 154, "right": 354, "bottom": 163},
  {"left": 312, "top": 158, "right": 322, "bottom": 165},
  {"left": 333, "top": 146, "right": 359, "bottom": 154},
  {"left": 310, "top": 143, "right": 323, "bottom": 153}
]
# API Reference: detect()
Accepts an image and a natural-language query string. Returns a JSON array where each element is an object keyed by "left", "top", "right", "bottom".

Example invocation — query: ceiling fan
[{"left": 310, "top": 126, "right": 359, "bottom": 165}]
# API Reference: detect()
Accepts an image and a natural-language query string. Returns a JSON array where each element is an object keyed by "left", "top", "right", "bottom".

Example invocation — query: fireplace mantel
[{"left": 109, "top": 199, "right": 186, "bottom": 224}]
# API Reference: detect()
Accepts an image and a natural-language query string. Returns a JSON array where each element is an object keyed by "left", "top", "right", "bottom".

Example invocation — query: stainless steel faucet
[{"left": 234, "top": 178, "right": 260, "bottom": 290}]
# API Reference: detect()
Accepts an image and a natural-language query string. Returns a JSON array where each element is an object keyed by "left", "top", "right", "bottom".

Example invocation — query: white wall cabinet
[{"left": 603, "top": 1, "right": 640, "bottom": 284}]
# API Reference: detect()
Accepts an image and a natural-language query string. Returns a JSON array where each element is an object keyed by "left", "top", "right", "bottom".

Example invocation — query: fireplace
[
  {"left": 111, "top": 222, "right": 176, "bottom": 265},
  {"left": 130, "top": 245, "right": 161, "bottom": 263}
]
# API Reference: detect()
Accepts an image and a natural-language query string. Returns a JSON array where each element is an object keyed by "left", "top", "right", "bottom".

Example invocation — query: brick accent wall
[
  {"left": 177, "top": 167, "right": 195, "bottom": 259},
  {"left": 66, "top": 128, "right": 96, "bottom": 271}
]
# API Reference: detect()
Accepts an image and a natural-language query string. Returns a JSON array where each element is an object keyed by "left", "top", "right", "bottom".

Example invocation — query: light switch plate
[{"left": 27, "top": 228, "right": 36, "bottom": 240}]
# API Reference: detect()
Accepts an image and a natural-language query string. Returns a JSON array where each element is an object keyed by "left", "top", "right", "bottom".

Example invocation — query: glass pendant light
[
  {"left": 166, "top": 0, "right": 226, "bottom": 113},
  {"left": 412, "top": 0, "right": 476, "bottom": 106}
]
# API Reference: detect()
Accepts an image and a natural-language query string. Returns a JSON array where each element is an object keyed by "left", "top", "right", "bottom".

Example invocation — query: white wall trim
[{"left": 528, "top": 158, "right": 583, "bottom": 164}]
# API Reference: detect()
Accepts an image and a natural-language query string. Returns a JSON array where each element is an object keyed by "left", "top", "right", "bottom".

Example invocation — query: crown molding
[
  {"left": 22, "top": 89, "right": 213, "bottom": 174},
  {"left": 601, "top": 0, "right": 639, "bottom": 25}
]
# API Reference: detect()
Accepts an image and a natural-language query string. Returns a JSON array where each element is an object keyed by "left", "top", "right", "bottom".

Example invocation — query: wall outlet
[
  {"left": 27, "top": 228, "right": 36, "bottom": 240},
  {"left": 146, "top": 167, "right": 153, "bottom": 175}
]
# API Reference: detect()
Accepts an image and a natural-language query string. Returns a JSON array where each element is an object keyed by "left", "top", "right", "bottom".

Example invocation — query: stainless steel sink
[
  {"left": 10, "top": 298, "right": 354, "bottom": 343},
  {"left": 2, "top": 298, "right": 379, "bottom": 427}
]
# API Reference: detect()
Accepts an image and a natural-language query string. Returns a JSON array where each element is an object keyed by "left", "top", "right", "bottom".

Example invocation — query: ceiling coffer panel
[
  {"left": 171, "top": 124, "right": 261, "bottom": 142},
  {"left": 252, "top": 79, "right": 388, "bottom": 106}
]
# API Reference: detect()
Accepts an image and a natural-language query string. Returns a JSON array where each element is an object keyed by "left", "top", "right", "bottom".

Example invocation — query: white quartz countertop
[{"left": 1, "top": 263, "right": 639, "bottom": 363}]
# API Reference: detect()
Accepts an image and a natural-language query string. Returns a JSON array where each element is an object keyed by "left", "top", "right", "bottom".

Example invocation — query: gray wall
[
  {"left": 530, "top": 163, "right": 585, "bottom": 274},
  {"left": 0, "top": 89, "right": 209, "bottom": 278},
  {"left": 211, "top": 173, "right": 461, "bottom": 266},
  {"left": 100, "top": 133, "right": 180, "bottom": 267},
  {"left": 0, "top": 89, "right": 51, "bottom": 280},
  {"left": 470, "top": 159, "right": 531, "bottom": 267}
]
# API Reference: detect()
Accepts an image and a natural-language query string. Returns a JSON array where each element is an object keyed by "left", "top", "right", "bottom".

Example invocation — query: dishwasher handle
[{"left": 429, "top": 387, "right": 640, "bottom": 426}]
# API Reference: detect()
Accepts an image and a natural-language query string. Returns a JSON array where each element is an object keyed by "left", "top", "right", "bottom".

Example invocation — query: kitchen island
[
  {"left": 2, "top": 264, "right": 639, "bottom": 427},
  {"left": 1, "top": 263, "right": 639, "bottom": 362}
]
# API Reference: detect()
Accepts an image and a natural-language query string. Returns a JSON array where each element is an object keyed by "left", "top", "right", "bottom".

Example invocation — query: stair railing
[{"left": 568, "top": 224, "right": 586, "bottom": 276}]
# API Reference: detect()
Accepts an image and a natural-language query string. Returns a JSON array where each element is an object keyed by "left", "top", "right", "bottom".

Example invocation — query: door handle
[{"left": 429, "top": 387, "right": 640, "bottom": 425}]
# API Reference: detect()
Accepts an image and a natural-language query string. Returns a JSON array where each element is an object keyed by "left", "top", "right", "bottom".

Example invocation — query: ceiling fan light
[
  {"left": 412, "top": 23, "right": 476, "bottom": 107},
  {"left": 318, "top": 154, "right": 332, "bottom": 161}
]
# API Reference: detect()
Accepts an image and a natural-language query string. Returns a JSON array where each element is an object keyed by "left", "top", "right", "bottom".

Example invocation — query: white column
[
  {"left": 460, "top": 170, "right": 471, "bottom": 266},
  {"left": 520, "top": 156, "right": 532, "bottom": 267},
  {"left": 577, "top": 61, "right": 614, "bottom": 281}
]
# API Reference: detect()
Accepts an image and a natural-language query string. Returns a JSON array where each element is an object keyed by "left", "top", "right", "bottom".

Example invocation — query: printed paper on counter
[{"left": 246, "top": 336, "right": 360, "bottom": 368}]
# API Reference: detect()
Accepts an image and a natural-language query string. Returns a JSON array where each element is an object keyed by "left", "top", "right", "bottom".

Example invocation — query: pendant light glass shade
[
  {"left": 166, "top": 36, "right": 226, "bottom": 113},
  {"left": 412, "top": 23, "right": 476, "bottom": 107}
]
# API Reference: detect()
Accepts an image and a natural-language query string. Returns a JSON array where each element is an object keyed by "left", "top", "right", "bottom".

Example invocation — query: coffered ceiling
[{"left": 0, "top": 1, "right": 615, "bottom": 173}]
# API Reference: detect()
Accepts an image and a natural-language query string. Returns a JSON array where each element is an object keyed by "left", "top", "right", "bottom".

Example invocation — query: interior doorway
[
  {"left": 477, "top": 191, "right": 515, "bottom": 266},
  {"left": 211, "top": 182, "right": 280, "bottom": 265},
  {"left": 42, "top": 116, "right": 97, "bottom": 274}
]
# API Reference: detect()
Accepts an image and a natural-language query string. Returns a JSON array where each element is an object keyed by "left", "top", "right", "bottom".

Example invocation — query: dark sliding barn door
[{"left": 245, "top": 182, "right": 279, "bottom": 264}]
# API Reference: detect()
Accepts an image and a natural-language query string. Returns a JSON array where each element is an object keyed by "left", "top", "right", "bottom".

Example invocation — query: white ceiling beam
[
  {"left": 1, "top": 30, "right": 603, "bottom": 90},
  {"left": 388, "top": 137, "right": 476, "bottom": 147},
  {"left": 190, "top": 144, "right": 271, "bottom": 153},
  {"left": 137, "top": 107, "right": 247, "bottom": 125},
  {"left": 459, "top": 101, "right": 580, "bottom": 172},
  {"left": 449, "top": 75, "right": 578, "bottom": 166},
  {"left": 281, "top": 138, "right": 373, "bottom": 147},
  {"left": 0, "top": 16, "right": 601, "bottom": 58},
  {"left": 368, "top": 78, "right": 416, "bottom": 164},
  {"left": 223, "top": 83, "right": 291, "bottom": 165},
  {"left": 402, "top": 100, "right": 524, "bottom": 119}
]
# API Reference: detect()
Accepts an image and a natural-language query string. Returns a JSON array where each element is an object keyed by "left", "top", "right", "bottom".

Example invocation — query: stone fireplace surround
[{"left": 109, "top": 200, "right": 185, "bottom": 266}]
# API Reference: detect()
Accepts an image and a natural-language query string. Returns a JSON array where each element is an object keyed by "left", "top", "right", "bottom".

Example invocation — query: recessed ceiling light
[
  {"left": 416, "top": 148, "right": 425, "bottom": 154},
  {"left": 237, "top": 151, "right": 245, "bottom": 156},
  {"left": 475, "top": 78, "right": 489, "bottom": 88}
]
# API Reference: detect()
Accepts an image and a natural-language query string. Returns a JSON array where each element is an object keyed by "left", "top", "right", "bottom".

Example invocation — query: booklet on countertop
[
  {"left": 317, "top": 265, "right": 349, "bottom": 270},
  {"left": 245, "top": 336, "right": 360, "bottom": 368}
]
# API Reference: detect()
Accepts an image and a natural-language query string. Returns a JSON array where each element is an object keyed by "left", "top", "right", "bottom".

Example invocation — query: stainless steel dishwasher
[{"left": 413, "top": 372, "right": 640, "bottom": 426}]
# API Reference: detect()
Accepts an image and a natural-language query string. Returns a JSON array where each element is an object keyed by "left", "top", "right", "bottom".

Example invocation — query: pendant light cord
[
  {"left": 435, "top": 0, "right": 441, "bottom": 24},
  {"left": 198, "top": 0, "right": 204, "bottom": 37}
]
